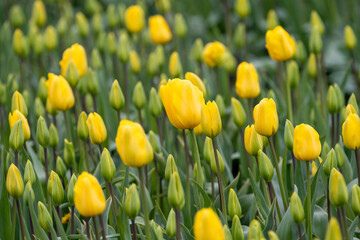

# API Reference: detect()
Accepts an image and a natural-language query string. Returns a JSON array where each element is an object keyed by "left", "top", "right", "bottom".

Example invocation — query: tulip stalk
[
  {"left": 122, "top": 63, "right": 129, "bottom": 116},
  {"left": 85, "top": 217, "right": 91, "bottom": 239},
  {"left": 190, "top": 129, "right": 204, "bottom": 185},
  {"left": 356, "top": 149, "right": 360, "bottom": 186},
  {"left": 306, "top": 161, "right": 312, "bottom": 240},
  {"left": 138, "top": 167, "right": 151, "bottom": 239},
  {"left": 131, "top": 219, "right": 137, "bottom": 240},
  {"left": 175, "top": 209, "right": 181, "bottom": 240},
  {"left": 16, "top": 199, "right": 25, "bottom": 240},
  {"left": 14, "top": 151, "right": 18, "bottom": 166},
  {"left": 182, "top": 130, "right": 191, "bottom": 223},
  {"left": 98, "top": 214, "right": 107, "bottom": 240},
  {"left": 63, "top": 111, "right": 72, "bottom": 141}
]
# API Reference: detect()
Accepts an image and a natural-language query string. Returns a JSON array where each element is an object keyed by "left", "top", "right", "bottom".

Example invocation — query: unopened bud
[
  {"left": 168, "top": 172, "right": 185, "bottom": 210},
  {"left": 125, "top": 183, "right": 140, "bottom": 220},
  {"left": 132, "top": 81, "right": 146, "bottom": 110},
  {"left": 228, "top": 188, "right": 242, "bottom": 219},
  {"left": 258, "top": 150, "right": 274, "bottom": 182},
  {"left": 100, "top": 148, "right": 116, "bottom": 182}
]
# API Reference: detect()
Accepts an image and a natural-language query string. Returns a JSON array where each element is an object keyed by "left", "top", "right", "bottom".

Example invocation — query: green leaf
[
  {"left": 276, "top": 208, "right": 294, "bottom": 239},
  {"left": 52, "top": 206, "right": 68, "bottom": 240},
  {"left": 248, "top": 168, "right": 270, "bottom": 218},
  {"left": 28, "top": 199, "right": 49, "bottom": 240},
  {"left": 191, "top": 179, "right": 212, "bottom": 208},
  {"left": 0, "top": 155, "right": 11, "bottom": 239}
]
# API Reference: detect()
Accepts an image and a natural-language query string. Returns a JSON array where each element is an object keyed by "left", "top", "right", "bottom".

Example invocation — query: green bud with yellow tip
[
  {"left": 6, "top": 164, "right": 24, "bottom": 199},
  {"left": 149, "top": 87, "right": 162, "bottom": 118},
  {"left": 57, "top": 17, "right": 67, "bottom": 37},
  {"left": 44, "top": 26, "right": 58, "bottom": 51},
  {"left": 286, "top": 60, "right": 300, "bottom": 89},
  {"left": 32, "top": 0, "right": 46, "bottom": 27},
  {"left": 284, "top": 119, "right": 294, "bottom": 150},
  {"left": 290, "top": 192, "right": 304, "bottom": 224},
  {"left": 165, "top": 154, "right": 178, "bottom": 181},
  {"left": 13, "top": 29, "right": 29, "bottom": 58},
  {"left": 130, "top": 50, "right": 141, "bottom": 74},
  {"left": 109, "top": 80, "right": 125, "bottom": 111},
  {"left": 66, "top": 61, "right": 80, "bottom": 88},
  {"left": 85, "top": 93, "right": 94, "bottom": 111},
  {"left": 232, "top": 215, "right": 244, "bottom": 240},
  {"left": 224, "top": 225, "right": 232, "bottom": 240},
  {"left": 344, "top": 25, "right": 357, "bottom": 50},
  {"left": 210, "top": 150, "right": 225, "bottom": 175},
  {"left": 12, "top": 91, "right": 28, "bottom": 117},
  {"left": 91, "top": 48, "right": 103, "bottom": 69},
  {"left": 150, "top": 220, "right": 163, "bottom": 240},
  {"left": 155, "top": 45, "right": 165, "bottom": 69},
  {"left": 311, "top": 11, "right": 325, "bottom": 35},
  {"left": 155, "top": 0, "right": 170, "bottom": 13},
  {"left": 308, "top": 53, "right": 317, "bottom": 78},
  {"left": 51, "top": 172, "right": 64, "bottom": 206},
  {"left": 234, "top": 23, "right": 246, "bottom": 49},
  {"left": 24, "top": 181, "right": 35, "bottom": 206},
  {"left": 267, "top": 9, "right": 279, "bottom": 30},
  {"left": 191, "top": 38, "right": 204, "bottom": 63},
  {"left": 327, "top": 85, "right": 339, "bottom": 114},
  {"left": 76, "top": 12, "right": 89, "bottom": 38},
  {"left": 247, "top": 219, "right": 264, "bottom": 240},
  {"left": 348, "top": 93, "right": 359, "bottom": 114},
  {"left": 10, "top": 5, "right": 25, "bottom": 28},
  {"left": 231, "top": 97, "right": 246, "bottom": 129},
  {"left": 351, "top": 184, "right": 360, "bottom": 215},
  {"left": 174, "top": 13, "right": 187, "bottom": 38},
  {"left": 125, "top": 183, "right": 140, "bottom": 220},
  {"left": 325, "top": 218, "right": 342, "bottom": 240},
  {"left": 36, "top": 116, "right": 49, "bottom": 147},
  {"left": 132, "top": 81, "right": 146, "bottom": 110},
  {"left": 235, "top": 0, "right": 251, "bottom": 18},
  {"left": 35, "top": 97, "right": 45, "bottom": 117},
  {"left": 118, "top": 31, "right": 129, "bottom": 63},
  {"left": 215, "top": 94, "right": 226, "bottom": 118},
  {"left": 64, "top": 139, "right": 75, "bottom": 168},
  {"left": 334, "top": 144, "right": 345, "bottom": 169},
  {"left": 166, "top": 209, "right": 176, "bottom": 238},
  {"left": 9, "top": 120, "right": 24, "bottom": 151},
  {"left": 49, "top": 124, "right": 59, "bottom": 148},
  {"left": 149, "top": 131, "right": 161, "bottom": 154},
  {"left": 67, "top": 174, "right": 77, "bottom": 205},
  {"left": 168, "top": 172, "right": 185, "bottom": 210},
  {"left": 294, "top": 40, "right": 307, "bottom": 63},
  {"left": 38, "top": 201, "right": 52, "bottom": 232},
  {"left": 86, "top": 68, "right": 99, "bottom": 96},
  {"left": 101, "top": 148, "right": 116, "bottom": 183},
  {"left": 204, "top": 137, "right": 213, "bottom": 164},
  {"left": 169, "top": 51, "right": 182, "bottom": 78},
  {"left": 268, "top": 231, "right": 279, "bottom": 240},
  {"left": 37, "top": 77, "right": 47, "bottom": 103},
  {"left": 309, "top": 28, "right": 322, "bottom": 54},
  {"left": 324, "top": 149, "right": 337, "bottom": 177},
  {"left": 107, "top": 32, "right": 117, "bottom": 55},
  {"left": 228, "top": 188, "right": 242, "bottom": 219},
  {"left": 334, "top": 84, "right": 345, "bottom": 109},
  {"left": 47, "top": 171, "right": 55, "bottom": 194},
  {"left": 258, "top": 150, "right": 274, "bottom": 182},
  {"left": 24, "top": 160, "right": 36, "bottom": 185},
  {"left": 56, "top": 156, "right": 66, "bottom": 179},
  {"left": 329, "top": 168, "right": 348, "bottom": 208}
]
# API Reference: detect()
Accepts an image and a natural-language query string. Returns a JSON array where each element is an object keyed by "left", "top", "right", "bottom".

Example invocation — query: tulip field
[{"left": 1, "top": 0, "right": 360, "bottom": 239}]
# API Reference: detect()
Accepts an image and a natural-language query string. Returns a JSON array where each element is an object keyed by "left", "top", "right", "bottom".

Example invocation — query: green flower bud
[
  {"left": 92, "top": 14, "right": 103, "bottom": 35},
  {"left": 309, "top": 28, "right": 322, "bottom": 54},
  {"left": 76, "top": 12, "right": 90, "bottom": 38},
  {"left": 49, "top": 124, "right": 59, "bottom": 148},
  {"left": 235, "top": 0, "right": 251, "bottom": 18},
  {"left": 132, "top": 81, "right": 146, "bottom": 110},
  {"left": 267, "top": 9, "right": 279, "bottom": 30},
  {"left": 204, "top": 137, "right": 213, "bottom": 164},
  {"left": 13, "top": 29, "right": 29, "bottom": 58},
  {"left": 351, "top": 184, "right": 360, "bottom": 216},
  {"left": 327, "top": 85, "right": 339, "bottom": 114},
  {"left": 10, "top": 5, "right": 25, "bottom": 28},
  {"left": 6, "top": 164, "right": 24, "bottom": 199},
  {"left": 290, "top": 192, "right": 304, "bottom": 224},
  {"left": 247, "top": 219, "right": 264, "bottom": 240},
  {"left": 36, "top": 116, "right": 49, "bottom": 147},
  {"left": 166, "top": 209, "right": 176, "bottom": 238},
  {"left": 228, "top": 188, "right": 242, "bottom": 219},
  {"left": 149, "top": 88, "right": 162, "bottom": 118},
  {"left": 100, "top": 148, "right": 116, "bottom": 182},
  {"left": 107, "top": 32, "right": 117, "bottom": 55},
  {"left": 150, "top": 220, "right": 163, "bottom": 240},
  {"left": 24, "top": 181, "right": 35, "bottom": 206},
  {"left": 325, "top": 218, "right": 342, "bottom": 240},
  {"left": 258, "top": 150, "right": 274, "bottom": 182},
  {"left": 64, "top": 139, "right": 75, "bottom": 168},
  {"left": 348, "top": 93, "right": 359, "bottom": 114},
  {"left": 232, "top": 215, "right": 244, "bottom": 240},
  {"left": 24, "top": 160, "right": 36, "bottom": 184},
  {"left": 174, "top": 13, "right": 187, "bottom": 38},
  {"left": 268, "top": 231, "right": 279, "bottom": 240},
  {"left": 224, "top": 225, "right": 232, "bottom": 240},
  {"left": 169, "top": 51, "right": 182, "bottom": 78},
  {"left": 47, "top": 171, "right": 55, "bottom": 194},
  {"left": 37, "top": 77, "right": 47, "bottom": 103},
  {"left": 210, "top": 150, "right": 225, "bottom": 175},
  {"left": 67, "top": 174, "right": 77, "bottom": 205},
  {"left": 130, "top": 50, "right": 141, "bottom": 74},
  {"left": 35, "top": 97, "right": 45, "bottom": 117},
  {"left": 33, "top": 33, "right": 44, "bottom": 56},
  {"left": 118, "top": 31, "right": 129, "bottom": 63},
  {"left": 117, "top": 4, "right": 126, "bottom": 25},
  {"left": 284, "top": 119, "right": 294, "bottom": 150},
  {"left": 91, "top": 48, "right": 103, "bottom": 69},
  {"left": 96, "top": 31, "right": 106, "bottom": 52},
  {"left": 149, "top": 131, "right": 161, "bottom": 153},
  {"left": 334, "top": 144, "right": 345, "bottom": 169},
  {"left": 0, "top": 83, "right": 7, "bottom": 105},
  {"left": 215, "top": 94, "right": 226, "bottom": 117},
  {"left": 324, "top": 149, "right": 337, "bottom": 177},
  {"left": 66, "top": 61, "right": 80, "bottom": 88},
  {"left": 12, "top": 91, "right": 28, "bottom": 117},
  {"left": 107, "top": 4, "right": 119, "bottom": 29},
  {"left": 32, "top": 0, "right": 46, "bottom": 27},
  {"left": 85, "top": 0, "right": 102, "bottom": 16},
  {"left": 38, "top": 146, "right": 45, "bottom": 164},
  {"left": 109, "top": 79, "right": 125, "bottom": 111},
  {"left": 294, "top": 41, "right": 307, "bottom": 63},
  {"left": 262, "top": 135, "right": 269, "bottom": 149},
  {"left": 9, "top": 120, "right": 24, "bottom": 151},
  {"left": 286, "top": 60, "right": 300, "bottom": 89},
  {"left": 191, "top": 38, "right": 204, "bottom": 63},
  {"left": 85, "top": 93, "right": 94, "bottom": 111},
  {"left": 329, "top": 168, "right": 348, "bottom": 208},
  {"left": 86, "top": 68, "right": 99, "bottom": 96},
  {"left": 57, "top": 17, "right": 67, "bottom": 37},
  {"left": 321, "top": 142, "right": 331, "bottom": 160},
  {"left": 234, "top": 23, "right": 246, "bottom": 49},
  {"left": 125, "top": 183, "right": 140, "bottom": 220},
  {"left": 168, "top": 172, "right": 185, "bottom": 210},
  {"left": 231, "top": 97, "right": 246, "bottom": 129},
  {"left": 38, "top": 201, "right": 52, "bottom": 232},
  {"left": 56, "top": 157, "right": 66, "bottom": 179},
  {"left": 44, "top": 26, "right": 58, "bottom": 51},
  {"left": 333, "top": 84, "right": 344, "bottom": 110},
  {"left": 344, "top": 25, "right": 357, "bottom": 50},
  {"left": 308, "top": 53, "right": 317, "bottom": 78},
  {"left": 147, "top": 52, "right": 159, "bottom": 77},
  {"left": 77, "top": 74, "right": 88, "bottom": 96},
  {"left": 51, "top": 172, "right": 64, "bottom": 206},
  {"left": 155, "top": 45, "right": 165, "bottom": 69},
  {"left": 165, "top": 154, "right": 178, "bottom": 181},
  {"left": 193, "top": 162, "right": 205, "bottom": 187},
  {"left": 311, "top": 11, "right": 325, "bottom": 35}
]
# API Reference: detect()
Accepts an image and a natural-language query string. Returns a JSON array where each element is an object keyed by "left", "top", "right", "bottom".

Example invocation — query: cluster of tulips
[{"left": 1, "top": 0, "right": 360, "bottom": 239}]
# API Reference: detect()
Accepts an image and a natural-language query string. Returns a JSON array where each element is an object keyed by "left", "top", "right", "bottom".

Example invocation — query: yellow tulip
[
  {"left": 59, "top": 43, "right": 88, "bottom": 78},
  {"left": 32, "top": 0, "right": 46, "bottom": 27},
  {"left": 194, "top": 123, "right": 203, "bottom": 136},
  {"left": 265, "top": 26, "right": 295, "bottom": 62},
  {"left": 149, "top": 15, "right": 172, "bottom": 44},
  {"left": 9, "top": 110, "right": 31, "bottom": 141},
  {"left": 345, "top": 104, "right": 357, "bottom": 118},
  {"left": 202, "top": 41, "right": 226, "bottom": 67},
  {"left": 193, "top": 208, "right": 225, "bottom": 240},
  {"left": 130, "top": 50, "right": 141, "bottom": 74},
  {"left": 244, "top": 125, "right": 263, "bottom": 156},
  {"left": 46, "top": 73, "right": 75, "bottom": 111},
  {"left": 74, "top": 172, "right": 106, "bottom": 217},
  {"left": 235, "top": 62, "right": 260, "bottom": 99},
  {"left": 293, "top": 124, "right": 321, "bottom": 161},
  {"left": 159, "top": 78, "right": 204, "bottom": 129},
  {"left": 312, "top": 157, "right": 323, "bottom": 176},
  {"left": 342, "top": 113, "right": 360, "bottom": 150},
  {"left": 86, "top": 112, "right": 107, "bottom": 145},
  {"left": 201, "top": 101, "right": 222, "bottom": 138},
  {"left": 185, "top": 72, "right": 206, "bottom": 98},
  {"left": 116, "top": 120, "right": 153, "bottom": 167},
  {"left": 125, "top": 5, "right": 145, "bottom": 34},
  {"left": 6, "top": 164, "right": 24, "bottom": 199},
  {"left": 253, "top": 98, "right": 279, "bottom": 136}
]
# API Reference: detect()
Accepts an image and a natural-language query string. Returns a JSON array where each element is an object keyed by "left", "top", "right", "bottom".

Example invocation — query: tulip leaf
[
  {"left": 263, "top": 199, "right": 277, "bottom": 235},
  {"left": 191, "top": 180, "right": 212, "bottom": 208},
  {"left": 276, "top": 208, "right": 293, "bottom": 239},
  {"left": 102, "top": 197, "right": 112, "bottom": 235},
  {"left": 0, "top": 156, "right": 11, "bottom": 240},
  {"left": 28, "top": 198, "right": 49, "bottom": 240},
  {"left": 248, "top": 168, "right": 270, "bottom": 218},
  {"left": 349, "top": 215, "right": 359, "bottom": 239},
  {"left": 52, "top": 206, "right": 68, "bottom": 240},
  {"left": 312, "top": 205, "right": 328, "bottom": 239}
]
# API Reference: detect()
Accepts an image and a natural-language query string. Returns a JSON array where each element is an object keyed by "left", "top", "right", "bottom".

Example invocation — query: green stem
[
  {"left": 98, "top": 214, "right": 107, "bottom": 240},
  {"left": 182, "top": 130, "right": 191, "bottom": 225},
  {"left": 306, "top": 161, "right": 312, "bottom": 240},
  {"left": 190, "top": 129, "right": 203, "bottom": 185},
  {"left": 138, "top": 167, "right": 151, "bottom": 239},
  {"left": 63, "top": 111, "right": 72, "bottom": 141},
  {"left": 83, "top": 141, "right": 90, "bottom": 172},
  {"left": 356, "top": 149, "right": 360, "bottom": 186},
  {"left": 175, "top": 209, "right": 182, "bottom": 240},
  {"left": 285, "top": 75, "right": 294, "bottom": 123},
  {"left": 16, "top": 199, "right": 25, "bottom": 240}
]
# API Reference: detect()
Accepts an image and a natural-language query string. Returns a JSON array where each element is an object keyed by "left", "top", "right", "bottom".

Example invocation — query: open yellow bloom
[
  {"left": 185, "top": 72, "right": 206, "bottom": 98},
  {"left": 265, "top": 26, "right": 295, "bottom": 62},
  {"left": 201, "top": 101, "right": 222, "bottom": 138},
  {"left": 202, "top": 41, "right": 226, "bottom": 67},
  {"left": 342, "top": 113, "right": 360, "bottom": 150},
  {"left": 86, "top": 112, "right": 107, "bottom": 145},
  {"left": 74, "top": 172, "right": 106, "bottom": 217},
  {"left": 9, "top": 110, "right": 31, "bottom": 140},
  {"left": 194, "top": 208, "right": 225, "bottom": 240},
  {"left": 60, "top": 43, "right": 88, "bottom": 78},
  {"left": 125, "top": 5, "right": 145, "bottom": 34},
  {"left": 244, "top": 125, "right": 263, "bottom": 156},
  {"left": 235, "top": 62, "right": 260, "bottom": 99},
  {"left": 253, "top": 98, "right": 279, "bottom": 136},
  {"left": 160, "top": 79, "right": 204, "bottom": 129},
  {"left": 46, "top": 73, "right": 75, "bottom": 111},
  {"left": 116, "top": 120, "right": 153, "bottom": 167},
  {"left": 149, "top": 15, "right": 172, "bottom": 44},
  {"left": 293, "top": 124, "right": 321, "bottom": 161}
]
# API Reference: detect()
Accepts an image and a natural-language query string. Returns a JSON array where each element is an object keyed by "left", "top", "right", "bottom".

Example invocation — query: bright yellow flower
[
  {"left": 253, "top": 98, "right": 279, "bottom": 136},
  {"left": 185, "top": 72, "right": 206, "bottom": 98},
  {"left": 235, "top": 62, "right": 260, "bottom": 99},
  {"left": 86, "top": 112, "right": 107, "bottom": 145},
  {"left": 194, "top": 123, "right": 203, "bottom": 136},
  {"left": 116, "top": 120, "right": 153, "bottom": 167},
  {"left": 61, "top": 213, "right": 71, "bottom": 224},
  {"left": 46, "top": 73, "right": 75, "bottom": 111},
  {"left": 202, "top": 41, "right": 226, "bottom": 67},
  {"left": 329, "top": 168, "right": 348, "bottom": 208},
  {"left": 201, "top": 101, "right": 222, "bottom": 138},
  {"left": 194, "top": 208, "right": 225, "bottom": 240},
  {"left": 293, "top": 124, "right": 321, "bottom": 161},
  {"left": 265, "top": 26, "right": 295, "bottom": 62},
  {"left": 9, "top": 110, "right": 31, "bottom": 140},
  {"left": 159, "top": 79, "right": 204, "bottom": 129},
  {"left": 149, "top": 15, "right": 172, "bottom": 44},
  {"left": 74, "top": 172, "right": 106, "bottom": 217},
  {"left": 244, "top": 125, "right": 263, "bottom": 156},
  {"left": 6, "top": 164, "right": 24, "bottom": 199},
  {"left": 342, "top": 113, "right": 360, "bottom": 150},
  {"left": 125, "top": 5, "right": 145, "bottom": 34},
  {"left": 312, "top": 157, "right": 322, "bottom": 176},
  {"left": 60, "top": 43, "right": 88, "bottom": 78}
]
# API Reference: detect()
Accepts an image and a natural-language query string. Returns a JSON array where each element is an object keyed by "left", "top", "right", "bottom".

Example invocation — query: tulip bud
[
  {"left": 348, "top": 93, "right": 359, "bottom": 114},
  {"left": 107, "top": 32, "right": 117, "bottom": 55},
  {"left": 100, "top": 148, "right": 116, "bottom": 182},
  {"left": 125, "top": 183, "right": 141, "bottom": 220},
  {"left": 234, "top": 23, "right": 246, "bottom": 49},
  {"left": 51, "top": 172, "right": 64, "bottom": 205},
  {"left": 169, "top": 51, "right": 182, "bottom": 78},
  {"left": 86, "top": 68, "right": 99, "bottom": 96},
  {"left": 56, "top": 156, "right": 66, "bottom": 179},
  {"left": 258, "top": 150, "right": 274, "bottom": 182},
  {"left": 147, "top": 52, "right": 159, "bottom": 77},
  {"left": 65, "top": 62, "right": 80, "bottom": 88},
  {"left": 24, "top": 160, "right": 36, "bottom": 184},
  {"left": 44, "top": 26, "right": 58, "bottom": 51},
  {"left": 57, "top": 17, "right": 67, "bottom": 37},
  {"left": 91, "top": 48, "right": 102, "bottom": 69},
  {"left": 232, "top": 215, "right": 244, "bottom": 240},
  {"left": 308, "top": 53, "right": 317, "bottom": 78},
  {"left": 290, "top": 192, "right": 304, "bottom": 224},
  {"left": 191, "top": 38, "right": 204, "bottom": 63},
  {"left": 334, "top": 84, "right": 345, "bottom": 110},
  {"left": 284, "top": 119, "right": 294, "bottom": 150},
  {"left": 76, "top": 111, "right": 89, "bottom": 141},
  {"left": 168, "top": 172, "right": 185, "bottom": 210},
  {"left": 130, "top": 50, "right": 141, "bottom": 74},
  {"left": 64, "top": 139, "right": 75, "bottom": 167},
  {"left": 174, "top": 14, "right": 187, "bottom": 38},
  {"left": 294, "top": 41, "right": 307, "bottom": 63},
  {"left": 38, "top": 146, "right": 45, "bottom": 164},
  {"left": 325, "top": 218, "right": 342, "bottom": 240},
  {"left": 166, "top": 209, "right": 176, "bottom": 238},
  {"left": 344, "top": 25, "right": 357, "bottom": 50},
  {"left": 224, "top": 225, "right": 232, "bottom": 240},
  {"left": 235, "top": 0, "right": 251, "bottom": 18},
  {"left": 9, "top": 120, "right": 24, "bottom": 151},
  {"left": 11, "top": 91, "right": 28, "bottom": 117},
  {"left": 311, "top": 11, "right": 325, "bottom": 35},
  {"left": 247, "top": 220, "right": 264, "bottom": 240},
  {"left": 33, "top": 33, "right": 44, "bottom": 56},
  {"left": 155, "top": 0, "right": 170, "bottom": 13},
  {"left": 34, "top": 97, "right": 45, "bottom": 117},
  {"left": 268, "top": 231, "right": 279, "bottom": 240},
  {"left": 165, "top": 154, "right": 178, "bottom": 181},
  {"left": 47, "top": 171, "right": 55, "bottom": 193},
  {"left": 149, "top": 88, "right": 162, "bottom": 118},
  {"left": 231, "top": 98, "right": 246, "bottom": 129},
  {"left": 286, "top": 60, "right": 300, "bottom": 89},
  {"left": 329, "top": 168, "right": 348, "bottom": 208},
  {"left": 67, "top": 174, "right": 77, "bottom": 205},
  {"left": 76, "top": 12, "right": 89, "bottom": 37},
  {"left": 324, "top": 149, "right": 337, "bottom": 177},
  {"left": 327, "top": 85, "right": 339, "bottom": 114},
  {"left": 13, "top": 29, "right": 29, "bottom": 58},
  {"left": 32, "top": 0, "right": 46, "bottom": 27},
  {"left": 210, "top": 150, "right": 225, "bottom": 175},
  {"left": 0, "top": 84, "right": 7, "bottom": 106},
  {"left": 107, "top": 4, "right": 118, "bottom": 29},
  {"left": 38, "top": 201, "right": 53, "bottom": 232},
  {"left": 228, "top": 188, "right": 242, "bottom": 219},
  {"left": 244, "top": 125, "right": 263, "bottom": 156},
  {"left": 10, "top": 5, "right": 25, "bottom": 28},
  {"left": 150, "top": 220, "right": 163, "bottom": 240},
  {"left": 149, "top": 131, "right": 161, "bottom": 154},
  {"left": 36, "top": 116, "right": 49, "bottom": 147},
  {"left": 6, "top": 164, "right": 24, "bottom": 199},
  {"left": 215, "top": 94, "right": 226, "bottom": 118},
  {"left": 24, "top": 182, "right": 35, "bottom": 206},
  {"left": 108, "top": 79, "right": 125, "bottom": 111},
  {"left": 334, "top": 144, "right": 345, "bottom": 169},
  {"left": 309, "top": 28, "right": 322, "bottom": 54},
  {"left": 267, "top": 9, "right": 279, "bottom": 30},
  {"left": 118, "top": 31, "right": 130, "bottom": 63},
  {"left": 320, "top": 141, "right": 330, "bottom": 160},
  {"left": 351, "top": 184, "right": 360, "bottom": 216},
  {"left": 47, "top": 124, "right": 58, "bottom": 149},
  {"left": 132, "top": 81, "right": 146, "bottom": 110}
]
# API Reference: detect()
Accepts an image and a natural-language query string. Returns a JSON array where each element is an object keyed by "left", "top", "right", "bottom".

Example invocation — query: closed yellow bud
[
  {"left": 76, "top": 12, "right": 89, "bottom": 37},
  {"left": 235, "top": 62, "right": 260, "bottom": 99},
  {"left": 267, "top": 9, "right": 279, "bottom": 30},
  {"left": 44, "top": 26, "right": 58, "bottom": 51},
  {"left": 160, "top": 78, "right": 204, "bottom": 129},
  {"left": 201, "top": 101, "right": 222, "bottom": 138},
  {"left": 244, "top": 125, "right": 263, "bottom": 156},
  {"left": 234, "top": 0, "right": 251, "bottom": 18},
  {"left": 344, "top": 25, "right": 357, "bottom": 50},
  {"left": 325, "top": 218, "right": 342, "bottom": 240},
  {"left": 9, "top": 110, "right": 31, "bottom": 141},
  {"left": 125, "top": 5, "right": 145, "bottom": 34},
  {"left": 60, "top": 43, "right": 88, "bottom": 78},
  {"left": 13, "top": 29, "right": 28, "bottom": 57},
  {"left": 265, "top": 26, "right": 295, "bottom": 62},
  {"left": 228, "top": 188, "right": 242, "bottom": 219},
  {"left": 293, "top": 124, "right": 321, "bottom": 161},
  {"left": 46, "top": 73, "right": 75, "bottom": 111},
  {"left": 202, "top": 41, "right": 226, "bottom": 67},
  {"left": 149, "top": 15, "right": 172, "bottom": 44},
  {"left": 116, "top": 120, "right": 153, "bottom": 167},
  {"left": 185, "top": 72, "right": 206, "bottom": 98},
  {"left": 253, "top": 98, "right": 279, "bottom": 136},
  {"left": 311, "top": 11, "right": 325, "bottom": 35},
  {"left": 130, "top": 50, "right": 141, "bottom": 74},
  {"left": 6, "top": 164, "right": 24, "bottom": 199},
  {"left": 194, "top": 208, "right": 225, "bottom": 240},
  {"left": 169, "top": 51, "right": 183, "bottom": 78},
  {"left": 329, "top": 168, "right": 348, "bottom": 208},
  {"left": 109, "top": 79, "right": 125, "bottom": 111},
  {"left": 74, "top": 172, "right": 106, "bottom": 217},
  {"left": 32, "top": 0, "right": 46, "bottom": 27},
  {"left": 11, "top": 91, "right": 28, "bottom": 117},
  {"left": 308, "top": 53, "right": 317, "bottom": 78},
  {"left": 342, "top": 113, "right": 360, "bottom": 150},
  {"left": 86, "top": 112, "right": 107, "bottom": 145},
  {"left": 231, "top": 97, "right": 246, "bottom": 129},
  {"left": 248, "top": 219, "right": 264, "bottom": 240}
]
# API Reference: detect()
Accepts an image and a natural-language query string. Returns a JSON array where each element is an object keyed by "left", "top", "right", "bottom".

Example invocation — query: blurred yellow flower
[
  {"left": 194, "top": 208, "right": 225, "bottom": 240},
  {"left": 202, "top": 41, "right": 226, "bottom": 67},
  {"left": 265, "top": 26, "right": 295, "bottom": 62},
  {"left": 235, "top": 62, "right": 260, "bottom": 99},
  {"left": 46, "top": 73, "right": 75, "bottom": 111},
  {"left": 125, "top": 5, "right": 145, "bottom": 34},
  {"left": 60, "top": 43, "right": 88, "bottom": 78},
  {"left": 149, "top": 15, "right": 172, "bottom": 44}
]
